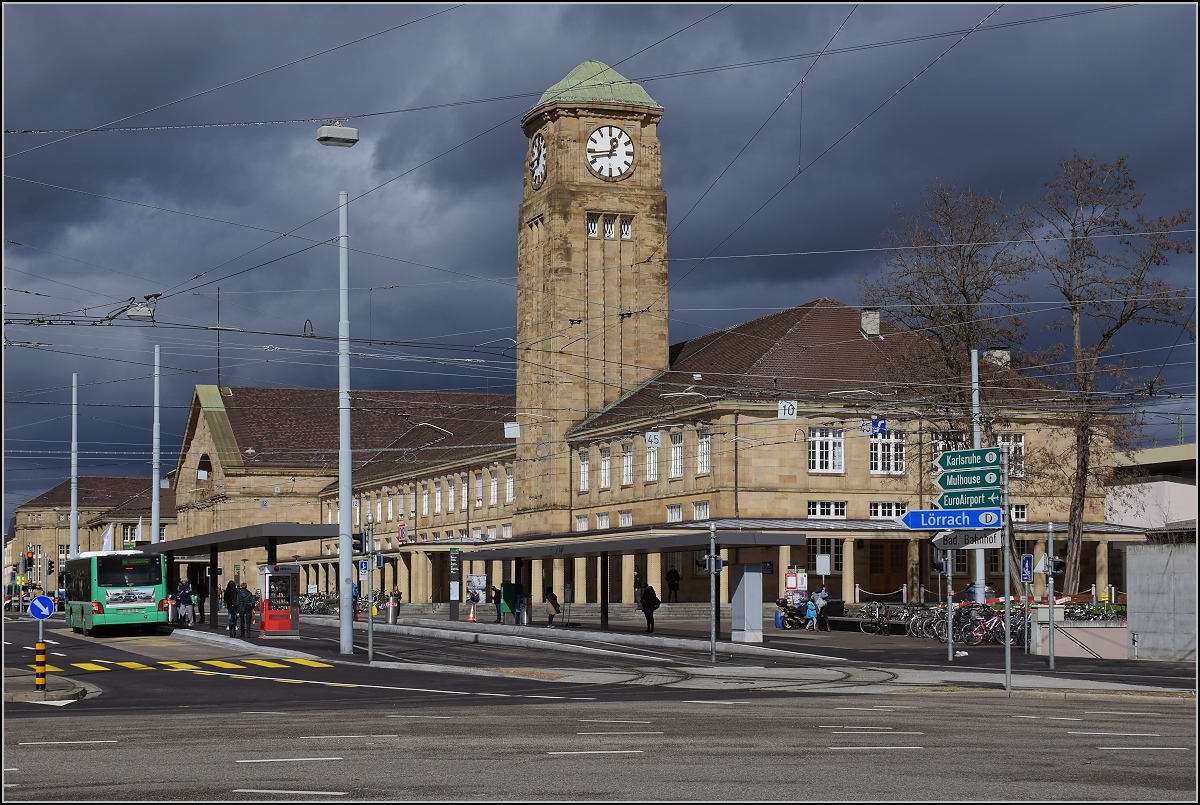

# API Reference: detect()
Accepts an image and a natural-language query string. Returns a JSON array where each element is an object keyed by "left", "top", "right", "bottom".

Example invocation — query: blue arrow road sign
[
  {"left": 29, "top": 595, "right": 55, "bottom": 620},
  {"left": 900, "top": 508, "right": 1002, "bottom": 530},
  {"left": 1021, "top": 553, "right": 1034, "bottom": 583}
]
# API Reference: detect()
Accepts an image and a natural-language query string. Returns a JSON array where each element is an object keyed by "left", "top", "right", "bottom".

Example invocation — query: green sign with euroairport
[
  {"left": 935, "top": 467, "right": 1002, "bottom": 492},
  {"left": 935, "top": 447, "right": 1002, "bottom": 473},
  {"left": 937, "top": 489, "right": 1003, "bottom": 509}
]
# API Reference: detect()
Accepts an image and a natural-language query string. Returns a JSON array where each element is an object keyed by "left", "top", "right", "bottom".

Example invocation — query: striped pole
[{"left": 35, "top": 640, "right": 47, "bottom": 691}]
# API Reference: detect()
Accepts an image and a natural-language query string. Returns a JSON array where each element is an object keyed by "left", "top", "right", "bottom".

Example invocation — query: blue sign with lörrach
[{"left": 900, "top": 508, "right": 1002, "bottom": 530}]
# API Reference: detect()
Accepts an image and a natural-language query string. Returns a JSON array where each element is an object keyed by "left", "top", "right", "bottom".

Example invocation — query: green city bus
[{"left": 63, "top": 550, "right": 170, "bottom": 634}]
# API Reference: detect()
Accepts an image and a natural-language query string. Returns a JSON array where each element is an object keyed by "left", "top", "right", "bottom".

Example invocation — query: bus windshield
[{"left": 96, "top": 555, "right": 163, "bottom": 588}]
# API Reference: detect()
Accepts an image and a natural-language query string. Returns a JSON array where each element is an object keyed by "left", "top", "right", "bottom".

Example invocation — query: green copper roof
[{"left": 532, "top": 61, "right": 661, "bottom": 112}]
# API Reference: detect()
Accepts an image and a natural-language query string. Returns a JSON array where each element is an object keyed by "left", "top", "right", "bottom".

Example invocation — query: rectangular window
[
  {"left": 475, "top": 473, "right": 483, "bottom": 507},
  {"left": 502, "top": 523, "right": 512, "bottom": 540},
  {"left": 670, "top": 432, "right": 683, "bottom": 478},
  {"left": 806, "top": 537, "right": 844, "bottom": 573},
  {"left": 327, "top": 502, "right": 334, "bottom": 524},
  {"left": 575, "top": 515, "right": 589, "bottom": 531},
  {"left": 693, "top": 500, "right": 709, "bottom": 520},
  {"left": 807, "top": 501, "right": 847, "bottom": 519},
  {"left": 489, "top": 471, "right": 498, "bottom": 506},
  {"left": 596, "top": 512, "right": 610, "bottom": 529},
  {"left": 997, "top": 432, "right": 1025, "bottom": 477},
  {"left": 870, "top": 429, "right": 906, "bottom": 474},
  {"left": 376, "top": 496, "right": 382, "bottom": 523},
  {"left": 666, "top": 504, "right": 683, "bottom": 523},
  {"left": 619, "top": 510, "right": 633, "bottom": 527},
  {"left": 621, "top": 442, "right": 633, "bottom": 485},
  {"left": 954, "top": 551, "right": 969, "bottom": 574},
  {"left": 447, "top": 481, "right": 454, "bottom": 513},
  {"left": 808, "top": 428, "right": 844, "bottom": 472},
  {"left": 697, "top": 428, "right": 711, "bottom": 474},
  {"left": 387, "top": 494, "right": 394, "bottom": 522},
  {"left": 421, "top": 486, "right": 429, "bottom": 517},
  {"left": 505, "top": 467, "right": 514, "bottom": 503},
  {"left": 620, "top": 218, "right": 631, "bottom": 239},
  {"left": 869, "top": 501, "right": 908, "bottom": 519},
  {"left": 472, "top": 526, "right": 482, "bottom": 542},
  {"left": 432, "top": 531, "right": 441, "bottom": 542},
  {"left": 579, "top": 451, "right": 590, "bottom": 492},
  {"left": 1010, "top": 504, "right": 1027, "bottom": 522},
  {"left": 931, "top": 431, "right": 968, "bottom": 473},
  {"left": 461, "top": 477, "right": 468, "bottom": 511},
  {"left": 587, "top": 214, "right": 598, "bottom": 237},
  {"left": 434, "top": 482, "right": 442, "bottom": 515},
  {"left": 603, "top": 216, "right": 615, "bottom": 238},
  {"left": 989, "top": 549, "right": 1002, "bottom": 574},
  {"left": 599, "top": 447, "right": 611, "bottom": 489},
  {"left": 487, "top": 525, "right": 497, "bottom": 541},
  {"left": 354, "top": 498, "right": 361, "bottom": 527},
  {"left": 409, "top": 487, "right": 416, "bottom": 519},
  {"left": 645, "top": 438, "right": 659, "bottom": 482}
]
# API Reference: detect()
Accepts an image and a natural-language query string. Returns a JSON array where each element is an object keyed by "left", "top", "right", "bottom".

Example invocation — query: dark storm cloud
[{"left": 4, "top": 4, "right": 1196, "bottom": 523}]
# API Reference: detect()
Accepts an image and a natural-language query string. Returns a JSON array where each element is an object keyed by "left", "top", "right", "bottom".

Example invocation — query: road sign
[
  {"left": 358, "top": 559, "right": 369, "bottom": 573},
  {"left": 935, "top": 467, "right": 1002, "bottom": 492},
  {"left": 29, "top": 595, "right": 55, "bottom": 620},
  {"left": 1021, "top": 553, "right": 1034, "bottom": 583},
  {"left": 931, "top": 530, "right": 1002, "bottom": 550},
  {"left": 397, "top": 523, "right": 408, "bottom": 543},
  {"left": 901, "top": 507, "right": 1002, "bottom": 530},
  {"left": 935, "top": 447, "right": 1002, "bottom": 473},
  {"left": 936, "top": 489, "right": 1003, "bottom": 509}
]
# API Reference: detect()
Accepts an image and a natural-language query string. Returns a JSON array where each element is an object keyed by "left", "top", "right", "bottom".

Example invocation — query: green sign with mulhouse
[{"left": 935, "top": 467, "right": 1002, "bottom": 492}]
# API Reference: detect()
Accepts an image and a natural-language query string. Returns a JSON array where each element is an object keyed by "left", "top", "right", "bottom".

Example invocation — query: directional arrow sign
[
  {"left": 935, "top": 447, "right": 1002, "bottom": 473},
  {"left": 937, "top": 489, "right": 1003, "bottom": 509},
  {"left": 935, "top": 467, "right": 1002, "bottom": 492},
  {"left": 931, "top": 529, "right": 1002, "bottom": 550},
  {"left": 29, "top": 595, "right": 55, "bottom": 620},
  {"left": 901, "top": 507, "right": 1002, "bottom": 530}
]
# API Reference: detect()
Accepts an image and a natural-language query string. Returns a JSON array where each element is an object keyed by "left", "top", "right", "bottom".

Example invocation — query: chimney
[
  {"left": 983, "top": 348, "right": 1011, "bottom": 367},
  {"left": 860, "top": 308, "right": 882, "bottom": 340}
]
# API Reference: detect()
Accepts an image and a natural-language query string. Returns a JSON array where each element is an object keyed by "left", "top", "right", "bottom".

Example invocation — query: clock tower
[{"left": 514, "top": 61, "right": 668, "bottom": 535}]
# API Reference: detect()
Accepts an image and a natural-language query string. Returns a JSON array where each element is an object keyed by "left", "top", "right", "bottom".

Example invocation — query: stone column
[
  {"left": 719, "top": 548, "right": 730, "bottom": 603},
  {"left": 552, "top": 557, "right": 566, "bottom": 603},
  {"left": 907, "top": 537, "right": 921, "bottom": 603},
  {"left": 646, "top": 551, "right": 662, "bottom": 597},
  {"left": 777, "top": 545, "right": 791, "bottom": 600},
  {"left": 1094, "top": 539, "right": 1110, "bottom": 597},
  {"left": 621, "top": 554, "right": 635, "bottom": 604},
  {"left": 531, "top": 558, "right": 544, "bottom": 602},
  {"left": 840, "top": 537, "right": 856, "bottom": 603},
  {"left": 573, "top": 556, "right": 589, "bottom": 603}
]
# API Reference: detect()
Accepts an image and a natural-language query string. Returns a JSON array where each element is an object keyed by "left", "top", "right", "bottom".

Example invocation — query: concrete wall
[
  {"left": 1126, "top": 543, "right": 1196, "bottom": 662},
  {"left": 1106, "top": 479, "right": 1197, "bottom": 528}
]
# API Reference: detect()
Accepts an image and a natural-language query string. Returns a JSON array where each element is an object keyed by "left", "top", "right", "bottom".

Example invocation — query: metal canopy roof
[
  {"left": 459, "top": 527, "right": 808, "bottom": 561},
  {"left": 140, "top": 523, "right": 338, "bottom": 558}
]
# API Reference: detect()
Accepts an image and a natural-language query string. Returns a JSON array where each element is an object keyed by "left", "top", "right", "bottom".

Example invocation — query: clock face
[
  {"left": 585, "top": 125, "right": 634, "bottom": 180},
  {"left": 529, "top": 133, "right": 547, "bottom": 189}
]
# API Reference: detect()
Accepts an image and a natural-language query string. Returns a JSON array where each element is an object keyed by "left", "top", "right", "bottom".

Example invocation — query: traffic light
[
  {"left": 931, "top": 550, "right": 946, "bottom": 574},
  {"left": 47, "top": 559, "right": 55, "bottom": 576},
  {"left": 351, "top": 532, "right": 365, "bottom": 555},
  {"left": 1050, "top": 557, "right": 1066, "bottom": 575},
  {"left": 695, "top": 556, "right": 711, "bottom": 573},
  {"left": 26, "top": 548, "right": 34, "bottom": 564},
  {"left": 695, "top": 555, "right": 724, "bottom": 574}
]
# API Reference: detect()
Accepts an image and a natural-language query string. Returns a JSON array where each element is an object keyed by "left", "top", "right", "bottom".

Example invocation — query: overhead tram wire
[
  {"left": 3, "top": 6, "right": 465, "bottom": 159},
  {"left": 4, "top": 5, "right": 1135, "bottom": 138}
]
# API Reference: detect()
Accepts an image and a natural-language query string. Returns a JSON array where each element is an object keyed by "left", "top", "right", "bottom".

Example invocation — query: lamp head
[{"left": 317, "top": 121, "right": 359, "bottom": 147}]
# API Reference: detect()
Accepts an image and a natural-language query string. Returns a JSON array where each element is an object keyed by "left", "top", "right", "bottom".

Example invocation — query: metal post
[
  {"left": 70, "top": 374, "right": 78, "bottom": 559},
  {"left": 970, "top": 348, "right": 985, "bottom": 604},
  {"left": 337, "top": 191, "right": 354, "bottom": 655},
  {"left": 152, "top": 345, "right": 161, "bottom": 544},
  {"left": 1047, "top": 521, "right": 1055, "bottom": 670},
  {"left": 1001, "top": 447, "right": 1011, "bottom": 693},
  {"left": 947, "top": 551, "right": 954, "bottom": 662},
  {"left": 709, "top": 522, "right": 717, "bottom": 665},
  {"left": 366, "top": 515, "right": 374, "bottom": 663}
]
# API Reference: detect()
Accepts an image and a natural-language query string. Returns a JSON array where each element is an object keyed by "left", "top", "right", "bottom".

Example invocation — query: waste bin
[
  {"left": 386, "top": 595, "right": 399, "bottom": 625},
  {"left": 824, "top": 599, "right": 846, "bottom": 618},
  {"left": 518, "top": 596, "right": 532, "bottom": 626},
  {"left": 774, "top": 612, "right": 785, "bottom": 629}
]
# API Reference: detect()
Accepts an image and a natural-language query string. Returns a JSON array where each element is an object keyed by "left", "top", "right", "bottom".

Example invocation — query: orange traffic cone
[{"left": 467, "top": 603, "right": 477, "bottom": 622}]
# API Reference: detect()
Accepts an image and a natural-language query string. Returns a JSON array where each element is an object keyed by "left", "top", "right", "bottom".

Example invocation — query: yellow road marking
[
  {"left": 283, "top": 658, "right": 333, "bottom": 668},
  {"left": 28, "top": 664, "right": 64, "bottom": 672},
  {"left": 230, "top": 675, "right": 257, "bottom": 680},
  {"left": 276, "top": 679, "right": 305, "bottom": 684},
  {"left": 243, "top": 659, "right": 289, "bottom": 668},
  {"left": 159, "top": 661, "right": 200, "bottom": 670},
  {"left": 200, "top": 660, "right": 247, "bottom": 669},
  {"left": 70, "top": 662, "right": 110, "bottom": 672},
  {"left": 115, "top": 661, "right": 155, "bottom": 670}
]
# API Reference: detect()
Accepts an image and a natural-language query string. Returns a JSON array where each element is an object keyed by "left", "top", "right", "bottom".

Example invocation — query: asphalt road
[{"left": 3, "top": 615, "right": 1196, "bottom": 801}]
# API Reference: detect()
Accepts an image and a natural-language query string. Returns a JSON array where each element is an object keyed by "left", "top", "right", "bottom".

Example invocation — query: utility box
[{"left": 730, "top": 564, "right": 764, "bottom": 643}]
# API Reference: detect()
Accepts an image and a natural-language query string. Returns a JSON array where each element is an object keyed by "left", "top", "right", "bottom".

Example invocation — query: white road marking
[
  {"left": 1069, "top": 732, "right": 1161, "bottom": 737},
  {"left": 1087, "top": 711, "right": 1162, "bottom": 716},
  {"left": 577, "top": 731, "right": 664, "bottom": 735},
  {"left": 578, "top": 719, "right": 652, "bottom": 724},
  {"left": 236, "top": 757, "right": 343, "bottom": 764},
  {"left": 241, "top": 711, "right": 290, "bottom": 714},
  {"left": 833, "top": 731, "right": 924, "bottom": 735},
  {"left": 680, "top": 700, "right": 750, "bottom": 705},
  {"left": 19, "top": 740, "right": 117, "bottom": 746},
  {"left": 819, "top": 725, "right": 891, "bottom": 729},
  {"left": 837, "top": 707, "right": 900, "bottom": 712},
  {"left": 1097, "top": 747, "right": 1191, "bottom": 751},
  {"left": 386, "top": 715, "right": 452, "bottom": 719},
  {"left": 233, "top": 789, "right": 346, "bottom": 796},
  {"left": 830, "top": 746, "right": 922, "bottom": 750},
  {"left": 548, "top": 750, "right": 644, "bottom": 755},
  {"left": 300, "top": 735, "right": 398, "bottom": 739},
  {"left": 1048, "top": 717, "right": 1084, "bottom": 721}
]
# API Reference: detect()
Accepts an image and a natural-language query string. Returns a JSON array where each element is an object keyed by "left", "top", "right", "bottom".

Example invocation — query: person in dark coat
[
  {"left": 491, "top": 586, "right": 503, "bottom": 623},
  {"left": 195, "top": 580, "right": 208, "bottom": 624},
  {"left": 233, "top": 582, "right": 256, "bottom": 639},
  {"left": 665, "top": 566, "right": 681, "bottom": 603},
  {"left": 223, "top": 581, "right": 238, "bottom": 634},
  {"left": 641, "top": 584, "right": 660, "bottom": 634}
]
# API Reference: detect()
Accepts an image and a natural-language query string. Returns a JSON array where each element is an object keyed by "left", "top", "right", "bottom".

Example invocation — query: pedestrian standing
[
  {"left": 223, "top": 580, "right": 238, "bottom": 635},
  {"left": 351, "top": 581, "right": 360, "bottom": 622},
  {"left": 491, "top": 586, "right": 503, "bottom": 623},
  {"left": 195, "top": 581, "right": 208, "bottom": 624},
  {"left": 640, "top": 584, "right": 660, "bottom": 633},
  {"left": 234, "top": 582, "right": 255, "bottom": 639},
  {"left": 544, "top": 587, "right": 561, "bottom": 628},
  {"left": 665, "top": 565, "right": 681, "bottom": 603},
  {"left": 175, "top": 579, "right": 194, "bottom": 627},
  {"left": 633, "top": 566, "right": 644, "bottom": 610},
  {"left": 811, "top": 585, "right": 830, "bottom": 631}
]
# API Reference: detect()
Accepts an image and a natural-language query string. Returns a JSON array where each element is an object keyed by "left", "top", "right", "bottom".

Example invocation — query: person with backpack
[
  {"left": 640, "top": 584, "right": 660, "bottom": 633},
  {"left": 804, "top": 597, "right": 818, "bottom": 631},
  {"left": 233, "top": 582, "right": 256, "bottom": 639},
  {"left": 223, "top": 580, "right": 238, "bottom": 635}
]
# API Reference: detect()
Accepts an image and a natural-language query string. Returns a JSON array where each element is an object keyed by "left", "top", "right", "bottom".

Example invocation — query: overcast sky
[{"left": 4, "top": 3, "right": 1196, "bottom": 526}]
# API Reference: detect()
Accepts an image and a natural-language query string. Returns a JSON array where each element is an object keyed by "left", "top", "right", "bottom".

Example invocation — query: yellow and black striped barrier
[{"left": 35, "top": 641, "right": 46, "bottom": 691}]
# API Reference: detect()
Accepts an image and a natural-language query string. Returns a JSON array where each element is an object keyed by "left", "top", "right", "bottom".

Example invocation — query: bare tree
[{"left": 1021, "top": 152, "right": 1193, "bottom": 593}]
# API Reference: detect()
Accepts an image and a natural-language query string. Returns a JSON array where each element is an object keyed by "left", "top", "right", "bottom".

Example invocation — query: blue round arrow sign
[{"left": 29, "top": 594, "right": 56, "bottom": 620}]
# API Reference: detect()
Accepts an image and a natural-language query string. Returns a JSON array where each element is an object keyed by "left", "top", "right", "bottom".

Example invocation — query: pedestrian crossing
[{"left": 29, "top": 657, "right": 334, "bottom": 673}]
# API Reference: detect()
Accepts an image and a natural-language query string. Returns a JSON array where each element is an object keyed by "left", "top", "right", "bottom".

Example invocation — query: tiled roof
[
  {"left": 210, "top": 387, "right": 516, "bottom": 481},
  {"left": 18, "top": 476, "right": 169, "bottom": 513},
  {"left": 572, "top": 298, "right": 1054, "bottom": 434}
]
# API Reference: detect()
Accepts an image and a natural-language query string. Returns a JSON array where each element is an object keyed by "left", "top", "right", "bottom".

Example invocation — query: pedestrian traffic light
[
  {"left": 1050, "top": 557, "right": 1066, "bottom": 575},
  {"left": 931, "top": 550, "right": 946, "bottom": 574},
  {"left": 696, "top": 556, "right": 711, "bottom": 573},
  {"left": 351, "top": 532, "right": 365, "bottom": 555}
]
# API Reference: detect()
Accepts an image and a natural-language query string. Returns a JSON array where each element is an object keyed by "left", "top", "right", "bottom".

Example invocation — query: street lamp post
[{"left": 319, "top": 120, "right": 359, "bottom": 655}]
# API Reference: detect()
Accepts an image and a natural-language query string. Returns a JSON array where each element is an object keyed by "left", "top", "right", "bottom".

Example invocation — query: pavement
[{"left": 6, "top": 609, "right": 1196, "bottom": 704}]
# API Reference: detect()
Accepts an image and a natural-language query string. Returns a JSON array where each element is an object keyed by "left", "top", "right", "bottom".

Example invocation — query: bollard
[{"left": 35, "top": 641, "right": 46, "bottom": 691}]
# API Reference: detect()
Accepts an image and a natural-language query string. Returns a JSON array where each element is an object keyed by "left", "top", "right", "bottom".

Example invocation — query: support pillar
[
  {"left": 1033, "top": 539, "right": 1046, "bottom": 599},
  {"left": 840, "top": 537, "right": 855, "bottom": 603},
  {"left": 907, "top": 537, "right": 921, "bottom": 603},
  {"left": 646, "top": 551, "right": 663, "bottom": 597},
  {"left": 573, "top": 556, "right": 588, "bottom": 603},
  {"left": 719, "top": 547, "right": 730, "bottom": 603},
  {"left": 777, "top": 545, "right": 791, "bottom": 599},
  {"left": 621, "top": 554, "right": 635, "bottom": 604},
  {"left": 551, "top": 557, "right": 565, "bottom": 604},
  {"left": 1094, "top": 539, "right": 1110, "bottom": 596}
]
